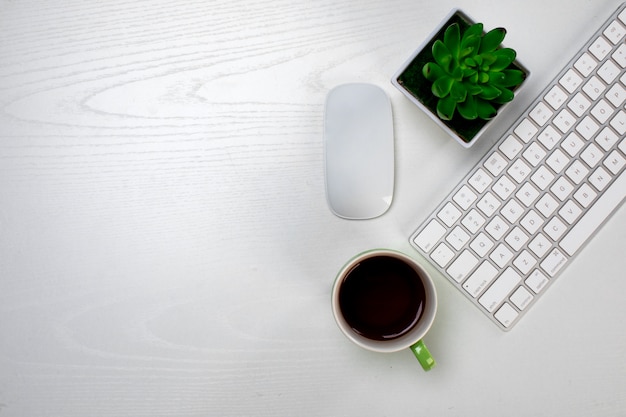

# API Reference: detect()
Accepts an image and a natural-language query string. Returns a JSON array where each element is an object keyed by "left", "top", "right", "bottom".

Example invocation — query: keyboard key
[
  {"left": 468, "top": 168, "right": 492, "bottom": 193},
  {"left": 568, "top": 92, "right": 591, "bottom": 117},
  {"left": 479, "top": 268, "right": 521, "bottom": 313},
  {"left": 554, "top": 108, "right": 577, "bottom": 133},
  {"left": 485, "top": 215, "right": 509, "bottom": 240},
  {"left": 516, "top": 182, "right": 540, "bottom": 207},
  {"left": 545, "top": 85, "right": 568, "bottom": 109},
  {"left": 531, "top": 165, "right": 555, "bottom": 190},
  {"left": 470, "top": 232, "right": 494, "bottom": 257},
  {"left": 530, "top": 102, "right": 553, "bottom": 126},
  {"left": 603, "top": 150, "right": 626, "bottom": 175},
  {"left": 484, "top": 152, "right": 507, "bottom": 176},
  {"left": 501, "top": 199, "right": 524, "bottom": 223},
  {"left": 544, "top": 216, "right": 568, "bottom": 241},
  {"left": 463, "top": 261, "right": 498, "bottom": 297},
  {"left": 492, "top": 175, "right": 516, "bottom": 199},
  {"left": 538, "top": 125, "right": 561, "bottom": 150},
  {"left": 565, "top": 160, "right": 589, "bottom": 184},
  {"left": 540, "top": 248, "right": 567, "bottom": 277},
  {"left": 598, "top": 60, "right": 620, "bottom": 83},
  {"left": 574, "top": 183, "right": 598, "bottom": 208},
  {"left": 505, "top": 226, "right": 529, "bottom": 251},
  {"left": 514, "top": 118, "right": 539, "bottom": 143},
  {"left": 546, "top": 148, "right": 568, "bottom": 173},
  {"left": 447, "top": 250, "right": 479, "bottom": 283},
  {"left": 604, "top": 20, "right": 626, "bottom": 44},
  {"left": 610, "top": 110, "right": 626, "bottom": 134},
  {"left": 461, "top": 209, "right": 485, "bottom": 234},
  {"left": 528, "top": 233, "right": 551, "bottom": 258},
  {"left": 582, "top": 75, "right": 606, "bottom": 100},
  {"left": 561, "top": 132, "right": 585, "bottom": 157},
  {"left": 575, "top": 115, "right": 600, "bottom": 140},
  {"left": 590, "top": 98, "right": 614, "bottom": 124},
  {"left": 494, "top": 303, "right": 519, "bottom": 328},
  {"left": 606, "top": 83, "right": 626, "bottom": 107},
  {"left": 559, "top": 69, "right": 583, "bottom": 93},
  {"left": 414, "top": 219, "right": 446, "bottom": 251},
  {"left": 520, "top": 209, "right": 544, "bottom": 234},
  {"left": 525, "top": 269, "right": 549, "bottom": 293},
  {"left": 490, "top": 243, "right": 514, "bottom": 268},
  {"left": 559, "top": 200, "right": 583, "bottom": 224},
  {"left": 536, "top": 193, "right": 559, "bottom": 217},
  {"left": 430, "top": 242, "right": 455, "bottom": 267},
  {"left": 499, "top": 135, "right": 523, "bottom": 159},
  {"left": 476, "top": 191, "right": 501, "bottom": 217},
  {"left": 510, "top": 286, "right": 534, "bottom": 310},
  {"left": 446, "top": 225, "right": 470, "bottom": 250},
  {"left": 523, "top": 143, "right": 546, "bottom": 166},
  {"left": 507, "top": 159, "right": 531, "bottom": 183},
  {"left": 574, "top": 52, "right": 597, "bottom": 77},
  {"left": 437, "top": 202, "right": 462, "bottom": 227},
  {"left": 613, "top": 43, "right": 626, "bottom": 67},
  {"left": 513, "top": 250, "right": 537, "bottom": 275},
  {"left": 453, "top": 185, "right": 477, "bottom": 210},
  {"left": 595, "top": 126, "right": 619, "bottom": 151},
  {"left": 581, "top": 143, "right": 603, "bottom": 168},
  {"left": 550, "top": 177, "right": 574, "bottom": 201},
  {"left": 589, "top": 35, "right": 612, "bottom": 60},
  {"left": 589, "top": 166, "right": 612, "bottom": 191}
]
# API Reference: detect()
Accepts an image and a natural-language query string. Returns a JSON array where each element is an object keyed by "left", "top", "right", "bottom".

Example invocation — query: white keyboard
[{"left": 410, "top": 3, "right": 626, "bottom": 331}]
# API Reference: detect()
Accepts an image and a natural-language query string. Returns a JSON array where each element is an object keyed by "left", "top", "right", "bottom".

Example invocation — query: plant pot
[{"left": 391, "top": 8, "right": 530, "bottom": 148}]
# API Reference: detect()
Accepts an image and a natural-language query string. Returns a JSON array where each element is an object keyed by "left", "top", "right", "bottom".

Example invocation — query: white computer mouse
[{"left": 324, "top": 83, "right": 394, "bottom": 220}]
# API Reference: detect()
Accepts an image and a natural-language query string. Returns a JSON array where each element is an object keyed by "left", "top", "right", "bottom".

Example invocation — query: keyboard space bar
[{"left": 560, "top": 170, "right": 626, "bottom": 257}]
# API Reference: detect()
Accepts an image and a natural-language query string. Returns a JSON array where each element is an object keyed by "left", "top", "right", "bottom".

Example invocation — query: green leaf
[
  {"left": 432, "top": 76, "right": 454, "bottom": 98},
  {"left": 464, "top": 57, "right": 477, "bottom": 67},
  {"left": 489, "top": 48, "right": 516, "bottom": 71},
  {"left": 464, "top": 82, "right": 482, "bottom": 95},
  {"left": 450, "top": 81, "right": 467, "bottom": 102},
  {"left": 480, "top": 27, "right": 506, "bottom": 53},
  {"left": 432, "top": 40, "right": 453, "bottom": 71},
  {"left": 478, "top": 72, "right": 490, "bottom": 83},
  {"left": 437, "top": 95, "right": 457, "bottom": 120},
  {"left": 494, "top": 87, "right": 514, "bottom": 103},
  {"left": 462, "top": 67, "right": 477, "bottom": 78},
  {"left": 457, "top": 94, "right": 478, "bottom": 120},
  {"left": 443, "top": 23, "right": 461, "bottom": 61},
  {"left": 478, "top": 84, "right": 501, "bottom": 100},
  {"left": 422, "top": 62, "right": 445, "bottom": 81},
  {"left": 451, "top": 66, "right": 463, "bottom": 80},
  {"left": 463, "top": 23, "right": 484, "bottom": 42},
  {"left": 480, "top": 53, "right": 497, "bottom": 67},
  {"left": 500, "top": 69, "right": 526, "bottom": 87},
  {"left": 460, "top": 24, "right": 482, "bottom": 57},
  {"left": 476, "top": 98, "right": 497, "bottom": 119}
]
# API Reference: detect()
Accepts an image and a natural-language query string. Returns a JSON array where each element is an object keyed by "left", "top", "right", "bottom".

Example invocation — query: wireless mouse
[{"left": 324, "top": 83, "right": 395, "bottom": 220}]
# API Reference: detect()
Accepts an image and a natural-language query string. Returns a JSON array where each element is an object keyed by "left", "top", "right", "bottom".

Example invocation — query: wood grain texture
[{"left": 1, "top": 0, "right": 625, "bottom": 416}]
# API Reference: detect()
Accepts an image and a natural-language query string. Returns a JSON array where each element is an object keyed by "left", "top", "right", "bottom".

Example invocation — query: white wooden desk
[{"left": 1, "top": 0, "right": 625, "bottom": 415}]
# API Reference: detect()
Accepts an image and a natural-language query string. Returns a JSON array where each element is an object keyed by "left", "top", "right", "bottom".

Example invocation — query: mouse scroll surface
[{"left": 324, "top": 84, "right": 394, "bottom": 219}]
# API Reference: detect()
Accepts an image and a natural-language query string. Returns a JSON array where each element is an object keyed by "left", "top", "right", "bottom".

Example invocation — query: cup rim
[{"left": 331, "top": 249, "right": 437, "bottom": 353}]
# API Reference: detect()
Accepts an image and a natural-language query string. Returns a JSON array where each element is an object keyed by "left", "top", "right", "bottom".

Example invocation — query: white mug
[{"left": 331, "top": 249, "right": 438, "bottom": 371}]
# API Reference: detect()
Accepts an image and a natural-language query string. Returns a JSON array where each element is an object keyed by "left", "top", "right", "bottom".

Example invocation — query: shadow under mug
[{"left": 331, "top": 249, "right": 437, "bottom": 371}]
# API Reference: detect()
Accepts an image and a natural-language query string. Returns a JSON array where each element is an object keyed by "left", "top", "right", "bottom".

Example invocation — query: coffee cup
[{"left": 331, "top": 249, "right": 437, "bottom": 371}]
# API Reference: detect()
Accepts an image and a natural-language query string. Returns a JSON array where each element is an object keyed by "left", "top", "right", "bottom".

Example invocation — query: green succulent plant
[{"left": 422, "top": 22, "right": 526, "bottom": 121}]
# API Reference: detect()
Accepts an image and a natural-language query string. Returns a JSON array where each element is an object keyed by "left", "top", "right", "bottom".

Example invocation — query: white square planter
[{"left": 391, "top": 8, "right": 530, "bottom": 148}]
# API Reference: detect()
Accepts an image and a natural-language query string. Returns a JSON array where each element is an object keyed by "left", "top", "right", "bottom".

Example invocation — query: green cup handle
[{"left": 410, "top": 340, "right": 436, "bottom": 371}]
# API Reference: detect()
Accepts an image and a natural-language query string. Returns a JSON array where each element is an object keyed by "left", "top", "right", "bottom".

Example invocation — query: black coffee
[{"left": 338, "top": 256, "right": 426, "bottom": 341}]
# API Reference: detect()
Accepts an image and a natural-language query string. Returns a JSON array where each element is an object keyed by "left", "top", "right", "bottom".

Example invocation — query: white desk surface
[{"left": 1, "top": 0, "right": 625, "bottom": 415}]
